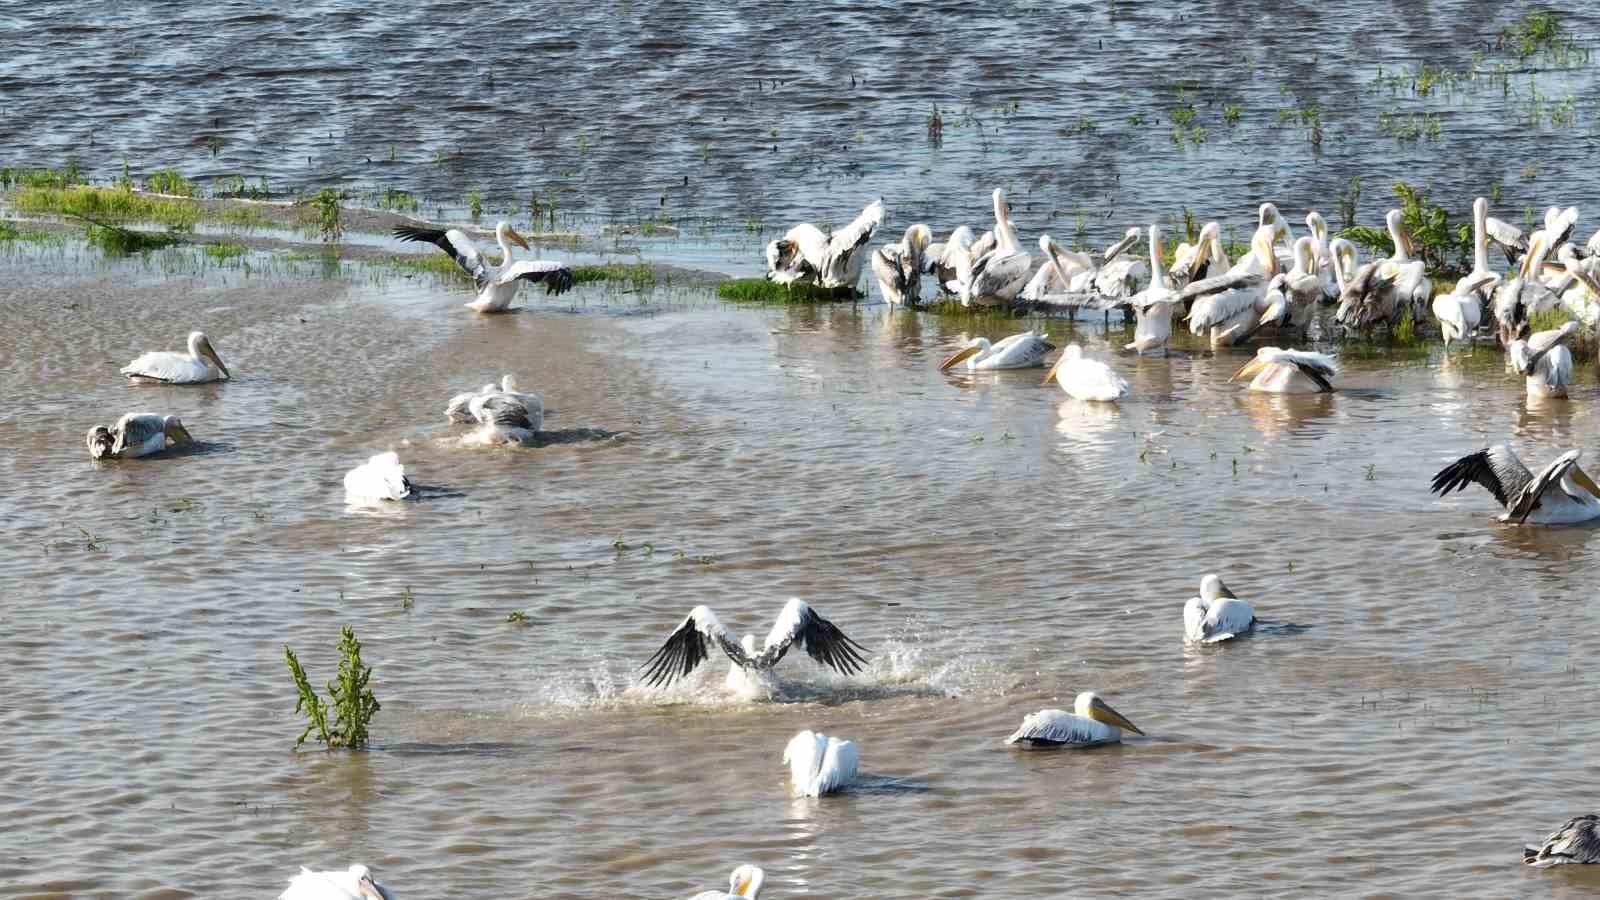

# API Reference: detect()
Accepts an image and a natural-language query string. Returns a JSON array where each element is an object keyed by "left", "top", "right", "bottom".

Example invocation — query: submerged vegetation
[
  {"left": 14, "top": 184, "right": 201, "bottom": 231},
  {"left": 716, "top": 278, "right": 860, "bottom": 304},
  {"left": 284, "top": 625, "right": 380, "bottom": 750}
]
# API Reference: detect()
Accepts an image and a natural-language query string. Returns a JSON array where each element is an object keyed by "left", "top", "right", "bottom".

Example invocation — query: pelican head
[
  {"left": 1104, "top": 227, "right": 1141, "bottom": 262},
  {"left": 728, "top": 864, "right": 765, "bottom": 898},
  {"left": 1230, "top": 346, "right": 1280, "bottom": 383},
  {"left": 1258, "top": 202, "right": 1290, "bottom": 244},
  {"left": 162, "top": 415, "right": 195, "bottom": 445},
  {"left": 86, "top": 425, "right": 115, "bottom": 459},
  {"left": 1305, "top": 211, "right": 1328, "bottom": 244},
  {"left": 1041, "top": 344, "right": 1085, "bottom": 385},
  {"left": 186, "top": 331, "right": 230, "bottom": 379},
  {"left": 1564, "top": 453, "right": 1600, "bottom": 500},
  {"left": 1199, "top": 573, "right": 1237, "bottom": 601},
  {"left": 501, "top": 374, "right": 520, "bottom": 393},
  {"left": 939, "top": 337, "right": 991, "bottom": 371},
  {"left": 1251, "top": 225, "right": 1281, "bottom": 277},
  {"left": 1074, "top": 691, "right": 1144, "bottom": 736},
  {"left": 347, "top": 865, "right": 387, "bottom": 900},
  {"left": 1329, "top": 238, "right": 1358, "bottom": 288},
  {"left": 905, "top": 223, "right": 932, "bottom": 252},
  {"left": 1560, "top": 245, "right": 1600, "bottom": 297},
  {"left": 991, "top": 187, "right": 1010, "bottom": 224},
  {"left": 1385, "top": 209, "right": 1415, "bottom": 260},
  {"left": 496, "top": 220, "right": 531, "bottom": 251},
  {"left": 1292, "top": 236, "right": 1315, "bottom": 275}
]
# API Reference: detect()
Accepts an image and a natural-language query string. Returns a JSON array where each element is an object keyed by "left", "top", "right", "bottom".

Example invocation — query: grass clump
[
  {"left": 284, "top": 625, "right": 381, "bottom": 750},
  {"left": 393, "top": 252, "right": 470, "bottom": 279},
  {"left": 86, "top": 223, "right": 179, "bottom": 255},
  {"left": 144, "top": 168, "right": 194, "bottom": 197},
  {"left": 202, "top": 242, "right": 247, "bottom": 261},
  {"left": 378, "top": 188, "right": 420, "bottom": 213},
  {"left": 14, "top": 185, "right": 200, "bottom": 231},
  {"left": 716, "top": 278, "right": 859, "bottom": 303},
  {"left": 298, "top": 188, "right": 345, "bottom": 242},
  {"left": 572, "top": 262, "right": 656, "bottom": 289},
  {"left": 1527, "top": 308, "right": 1575, "bottom": 334},
  {"left": 0, "top": 163, "right": 83, "bottom": 190},
  {"left": 213, "top": 174, "right": 272, "bottom": 199}
]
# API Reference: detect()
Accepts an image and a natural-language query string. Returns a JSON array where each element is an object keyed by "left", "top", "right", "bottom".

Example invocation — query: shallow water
[{"left": 3, "top": 245, "right": 1600, "bottom": 897}]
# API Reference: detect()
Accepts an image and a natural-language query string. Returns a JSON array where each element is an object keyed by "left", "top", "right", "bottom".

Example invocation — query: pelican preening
[
  {"left": 1183, "top": 574, "right": 1256, "bottom": 643},
  {"left": 766, "top": 199, "right": 885, "bottom": 290},
  {"left": 938, "top": 330, "right": 1054, "bottom": 371},
  {"left": 1183, "top": 223, "right": 1281, "bottom": 348},
  {"left": 1021, "top": 233, "right": 1095, "bottom": 300},
  {"left": 344, "top": 451, "right": 413, "bottom": 502},
  {"left": 1431, "top": 445, "right": 1600, "bottom": 525},
  {"left": 639, "top": 598, "right": 869, "bottom": 697},
  {"left": 1434, "top": 273, "right": 1495, "bottom": 346},
  {"left": 86, "top": 413, "right": 194, "bottom": 460},
  {"left": 689, "top": 865, "right": 765, "bottom": 900},
  {"left": 446, "top": 374, "right": 544, "bottom": 445},
  {"left": 1230, "top": 347, "right": 1338, "bottom": 394},
  {"left": 1092, "top": 226, "right": 1148, "bottom": 299},
  {"left": 1043, "top": 345, "right": 1129, "bottom": 402},
  {"left": 279, "top": 864, "right": 392, "bottom": 900},
  {"left": 1005, "top": 692, "right": 1145, "bottom": 748},
  {"left": 1525, "top": 815, "right": 1600, "bottom": 867},
  {"left": 783, "top": 730, "right": 859, "bottom": 797},
  {"left": 122, "top": 331, "right": 230, "bottom": 384},
  {"left": 1508, "top": 321, "right": 1579, "bottom": 398},
  {"left": 394, "top": 221, "right": 574, "bottom": 312},
  {"left": 872, "top": 223, "right": 932, "bottom": 305}
]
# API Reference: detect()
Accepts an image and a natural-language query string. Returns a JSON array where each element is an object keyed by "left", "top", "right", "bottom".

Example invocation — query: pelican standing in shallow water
[
  {"left": 766, "top": 199, "right": 885, "bottom": 290},
  {"left": 1043, "top": 345, "right": 1128, "bottom": 402},
  {"left": 343, "top": 452, "right": 413, "bottom": 502},
  {"left": 394, "top": 220, "right": 574, "bottom": 312},
  {"left": 690, "top": 865, "right": 765, "bottom": 900},
  {"left": 960, "top": 189, "right": 1032, "bottom": 306},
  {"left": 937, "top": 330, "right": 1054, "bottom": 371},
  {"left": 1231, "top": 347, "right": 1337, "bottom": 394},
  {"left": 1525, "top": 815, "right": 1600, "bottom": 867},
  {"left": 1430, "top": 445, "right": 1600, "bottom": 525},
  {"left": 639, "top": 598, "right": 869, "bottom": 699},
  {"left": 1434, "top": 274, "right": 1496, "bottom": 347},
  {"left": 279, "top": 864, "right": 392, "bottom": 900},
  {"left": 1005, "top": 692, "right": 1145, "bottom": 748},
  {"left": 872, "top": 223, "right": 932, "bottom": 305},
  {"left": 1184, "top": 574, "right": 1256, "bottom": 643},
  {"left": 122, "top": 331, "right": 230, "bottom": 384},
  {"left": 1093, "top": 227, "right": 1148, "bottom": 299},
  {"left": 85, "top": 413, "right": 194, "bottom": 460},
  {"left": 1183, "top": 224, "right": 1281, "bottom": 347},
  {"left": 1020, "top": 234, "right": 1095, "bottom": 300},
  {"left": 1127, "top": 224, "right": 1179, "bottom": 355},
  {"left": 783, "top": 730, "right": 859, "bottom": 797},
  {"left": 1508, "top": 321, "right": 1578, "bottom": 398}
]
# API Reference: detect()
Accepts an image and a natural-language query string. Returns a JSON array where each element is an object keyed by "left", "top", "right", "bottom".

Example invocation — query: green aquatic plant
[
  {"left": 299, "top": 188, "right": 345, "bottom": 242},
  {"left": 1338, "top": 181, "right": 1469, "bottom": 281},
  {"left": 1499, "top": 10, "right": 1581, "bottom": 62},
  {"left": 14, "top": 185, "right": 200, "bottom": 231},
  {"left": 378, "top": 188, "right": 420, "bottom": 213},
  {"left": 467, "top": 188, "right": 483, "bottom": 220},
  {"left": 144, "top": 168, "right": 194, "bottom": 197},
  {"left": 0, "top": 163, "right": 82, "bottom": 191},
  {"left": 926, "top": 104, "right": 944, "bottom": 145},
  {"left": 506, "top": 610, "right": 531, "bottom": 624},
  {"left": 202, "top": 242, "right": 247, "bottom": 261},
  {"left": 572, "top": 263, "right": 656, "bottom": 290},
  {"left": 1222, "top": 104, "right": 1242, "bottom": 125},
  {"left": 284, "top": 625, "right": 380, "bottom": 750},
  {"left": 399, "top": 587, "right": 414, "bottom": 612},
  {"left": 1338, "top": 176, "right": 1362, "bottom": 231},
  {"left": 715, "top": 278, "right": 857, "bottom": 304},
  {"left": 86, "top": 223, "right": 179, "bottom": 255}
]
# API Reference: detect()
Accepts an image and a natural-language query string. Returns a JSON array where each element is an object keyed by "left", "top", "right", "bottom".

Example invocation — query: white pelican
[
  {"left": 1168, "top": 221, "right": 1223, "bottom": 289},
  {"left": 86, "top": 413, "right": 194, "bottom": 460},
  {"left": 1092, "top": 227, "right": 1148, "bottom": 299},
  {"left": 280, "top": 864, "right": 392, "bottom": 900},
  {"left": 1589, "top": 227, "right": 1600, "bottom": 258},
  {"left": 1432, "top": 445, "right": 1600, "bottom": 525},
  {"left": 445, "top": 382, "right": 498, "bottom": 423},
  {"left": 1304, "top": 211, "right": 1339, "bottom": 301},
  {"left": 639, "top": 598, "right": 869, "bottom": 698},
  {"left": 1183, "top": 574, "right": 1256, "bottom": 643},
  {"left": 121, "top": 331, "right": 230, "bottom": 384},
  {"left": 464, "top": 392, "right": 542, "bottom": 445},
  {"left": 960, "top": 189, "right": 1031, "bottom": 306},
  {"left": 1491, "top": 232, "right": 1564, "bottom": 345},
  {"left": 689, "top": 865, "right": 765, "bottom": 900},
  {"left": 1020, "top": 234, "right": 1095, "bottom": 300},
  {"left": 1257, "top": 202, "right": 1296, "bottom": 269},
  {"left": 1557, "top": 244, "right": 1600, "bottom": 326},
  {"left": 1251, "top": 236, "right": 1320, "bottom": 338},
  {"left": 1230, "top": 347, "right": 1337, "bottom": 393},
  {"left": 1382, "top": 210, "right": 1434, "bottom": 317},
  {"left": 343, "top": 451, "right": 412, "bottom": 501},
  {"left": 1526, "top": 815, "right": 1600, "bottom": 867},
  {"left": 872, "top": 223, "right": 931, "bottom": 306},
  {"left": 1183, "top": 223, "right": 1280, "bottom": 347},
  {"left": 765, "top": 199, "right": 885, "bottom": 290},
  {"left": 1433, "top": 274, "right": 1496, "bottom": 346},
  {"left": 1043, "top": 345, "right": 1128, "bottom": 402},
  {"left": 783, "top": 730, "right": 859, "bottom": 797},
  {"left": 1004, "top": 691, "right": 1145, "bottom": 748},
  {"left": 1332, "top": 238, "right": 1402, "bottom": 334},
  {"left": 1457, "top": 197, "right": 1499, "bottom": 306},
  {"left": 394, "top": 221, "right": 573, "bottom": 312},
  {"left": 1126, "top": 224, "right": 1179, "bottom": 355},
  {"left": 1535, "top": 205, "right": 1580, "bottom": 254},
  {"left": 1509, "top": 321, "right": 1578, "bottom": 398},
  {"left": 938, "top": 330, "right": 1054, "bottom": 371},
  {"left": 927, "top": 226, "right": 975, "bottom": 290}
]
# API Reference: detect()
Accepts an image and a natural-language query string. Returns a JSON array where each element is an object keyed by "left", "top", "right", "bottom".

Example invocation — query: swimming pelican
[
  {"left": 1250, "top": 236, "right": 1320, "bottom": 338},
  {"left": 1509, "top": 321, "right": 1579, "bottom": 398},
  {"left": 394, "top": 221, "right": 573, "bottom": 312},
  {"left": 938, "top": 330, "right": 1054, "bottom": 371},
  {"left": 1020, "top": 234, "right": 1095, "bottom": 300},
  {"left": 343, "top": 452, "right": 412, "bottom": 501},
  {"left": 960, "top": 189, "right": 1031, "bottom": 306},
  {"left": 1230, "top": 347, "right": 1337, "bottom": 393},
  {"left": 1183, "top": 574, "right": 1256, "bottom": 643},
  {"left": 872, "top": 223, "right": 932, "bottom": 306},
  {"left": 85, "top": 413, "right": 194, "bottom": 460},
  {"left": 1432, "top": 445, "right": 1600, "bottom": 524},
  {"left": 446, "top": 382, "right": 498, "bottom": 423},
  {"left": 1433, "top": 274, "right": 1496, "bottom": 346},
  {"left": 1093, "top": 227, "right": 1148, "bottom": 299},
  {"left": 639, "top": 598, "right": 869, "bottom": 697},
  {"left": 1168, "top": 222, "right": 1223, "bottom": 289},
  {"left": 783, "top": 730, "right": 859, "bottom": 797},
  {"left": 689, "top": 865, "right": 765, "bottom": 900},
  {"left": 1004, "top": 691, "right": 1145, "bottom": 748},
  {"left": 121, "top": 331, "right": 230, "bottom": 384},
  {"left": 279, "top": 864, "right": 392, "bottom": 900},
  {"left": 1042, "top": 345, "right": 1128, "bottom": 402},
  {"left": 1525, "top": 815, "right": 1600, "bottom": 867},
  {"left": 465, "top": 391, "right": 542, "bottom": 445},
  {"left": 1304, "top": 211, "right": 1339, "bottom": 301},
  {"left": 1126, "top": 224, "right": 1179, "bottom": 355},
  {"left": 1183, "top": 223, "right": 1279, "bottom": 347},
  {"left": 765, "top": 199, "right": 885, "bottom": 290}
]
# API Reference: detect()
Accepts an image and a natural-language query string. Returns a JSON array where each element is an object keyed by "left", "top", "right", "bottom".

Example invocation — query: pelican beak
[
  {"left": 167, "top": 421, "right": 195, "bottom": 444},
  {"left": 1521, "top": 236, "right": 1545, "bottom": 278},
  {"left": 1041, "top": 353, "right": 1067, "bottom": 385},
  {"left": 1230, "top": 356, "right": 1266, "bottom": 383},
  {"left": 1573, "top": 466, "right": 1600, "bottom": 500},
  {"left": 1106, "top": 231, "right": 1138, "bottom": 261},
  {"left": 1218, "top": 581, "right": 1238, "bottom": 599},
  {"left": 356, "top": 876, "right": 385, "bottom": 900},
  {"left": 939, "top": 344, "right": 982, "bottom": 372},
  {"left": 1089, "top": 696, "right": 1145, "bottom": 736},
  {"left": 733, "top": 873, "right": 753, "bottom": 896},
  {"left": 198, "top": 338, "right": 230, "bottom": 379},
  {"left": 507, "top": 227, "right": 531, "bottom": 250},
  {"left": 1566, "top": 265, "right": 1600, "bottom": 299}
]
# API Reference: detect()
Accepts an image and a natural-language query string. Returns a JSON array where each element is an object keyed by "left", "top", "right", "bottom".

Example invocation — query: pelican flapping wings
[
  {"left": 766, "top": 199, "right": 885, "bottom": 290},
  {"left": 1525, "top": 815, "right": 1600, "bottom": 867},
  {"left": 394, "top": 220, "right": 573, "bottom": 311},
  {"left": 639, "top": 598, "right": 869, "bottom": 692},
  {"left": 1430, "top": 445, "right": 1600, "bottom": 524},
  {"left": 1005, "top": 691, "right": 1145, "bottom": 748},
  {"left": 86, "top": 413, "right": 194, "bottom": 460}
]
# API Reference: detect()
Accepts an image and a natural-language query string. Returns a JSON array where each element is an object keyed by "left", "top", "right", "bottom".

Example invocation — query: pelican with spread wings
[
  {"left": 1430, "top": 445, "right": 1600, "bottom": 525},
  {"left": 394, "top": 220, "right": 574, "bottom": 312},
  {"left": 640, "top": 598, "right": 869, "bottom": 698},
  {"left": 765, "top": 199, "right": 885, "bottom": 290}
]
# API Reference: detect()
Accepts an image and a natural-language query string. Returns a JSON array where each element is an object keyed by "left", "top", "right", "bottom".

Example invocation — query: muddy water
[{"left": 1, "top": 244, "right": 1598, "bottom": 898}]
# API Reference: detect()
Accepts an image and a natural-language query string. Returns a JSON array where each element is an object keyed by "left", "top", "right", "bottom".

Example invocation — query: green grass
[
  {"left": 202, "top": 242, "right": 248, "bottom": 261},
  {"left": 86, "top": 223, "right": 180, "bottom": 255},
  {"left": 284, "top": 625, "right": 381, "bottom": 750},
  {"left": 1527, "top": 308, "right": 1576, "bottom": 333},
  {"left": 144, "top": 168, "right": 194, "bottom": 197},
  {"left": 378, "top": 187, "right": 420, "bottom": 213},
  {"left": 14, "top": 185, "right": 200, "bottom": 231},
  {"left": 572, "top": 262, "right": 656, "bottom": 289},
  {"left": 0, "top": 164, "right": 83, "bottom": 190},
  {"left": 716, "top": 278, "right": 858, "bottom": 303},
  {"left": 393, "top": 252, "right": 470, "bottom": 278},
  {"left": 216, "top": 206, "right": 271, "bottom": 231}
]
